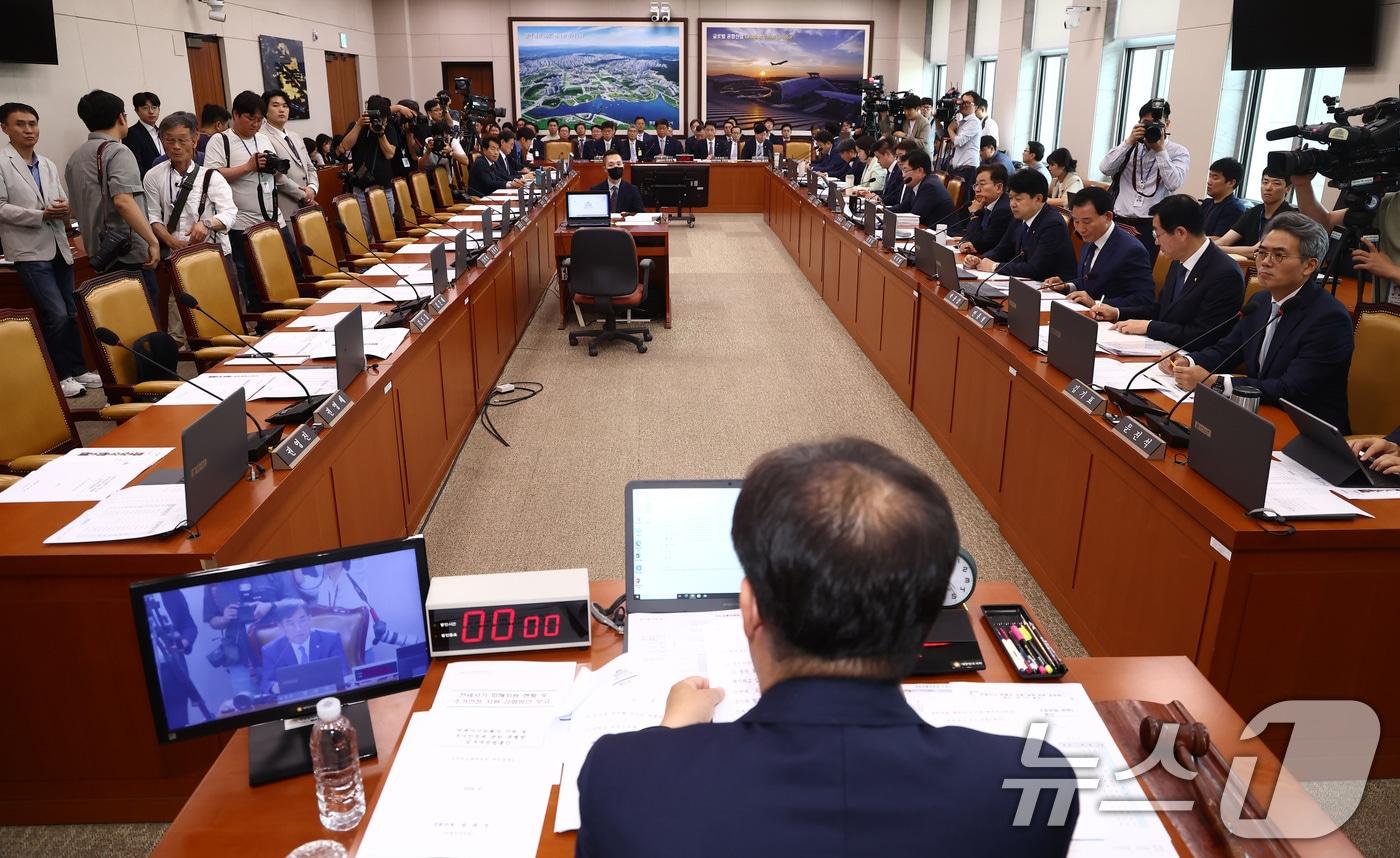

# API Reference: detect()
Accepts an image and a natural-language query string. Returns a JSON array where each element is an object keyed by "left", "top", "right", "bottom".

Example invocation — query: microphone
[
  {"left": 173, "top": 293, "right": 324, "bottom": 426},
  {"left": 333, "top": 222, "right": 429, "bottom": 311},
  {"left": 297, "top": 244, "right": 414, "bottom": 328},
  {"left": 93, "top": 327, "right": 282, "bottom": 462},
  {"left": 967, "top": 247, "right": 1026, "bottom": 317},
  {"left": 1145, "top": 304, "right": 1287, "bottom": 447},
  {"left": 1105, "top": 310, "right": 1245, "bottom": 419}
]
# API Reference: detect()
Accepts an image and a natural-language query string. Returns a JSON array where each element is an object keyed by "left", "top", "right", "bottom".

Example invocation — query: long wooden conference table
[
  {"left": 1, "top": 161, "right": 1396, "bottom": 826},
  {"left": 154, "top": 580, "right": 1357, "bottom": 856}
]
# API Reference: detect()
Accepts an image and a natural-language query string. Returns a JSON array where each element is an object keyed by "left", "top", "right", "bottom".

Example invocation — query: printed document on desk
[
  {"left": 43, "top": 484, "right": 188, "bottom": 544},
  {"left": 319, "top": 285, "right": 428, "bottom": 304},
  {"left": 238, "top": 331, "right": 319, "bottom": 357},
  {"left": 1091, "top": 358, "right": 1164, "bottom": 391},
  {"left": 305, "top": 327, "right": 408, "bottom": 360},
  {"left": 0, "top": 447, "right": 173, "bottom": 504},
  {"left": 360, "top": 262, "right": 424, "bottom": 278},
  {"left": 1096, "top": 323, "right": 1176, "bottom": 357},
  {"left": 154, "top": 372, "right": 275, "bottom": 406},
  {"left": 284, "top": 310, "right": 385, "bottom": 331},
  {"left": 247, "top": 368, "right": 340, "bottom": 400},
  {"left": 902, "top": 683, "right": 1176, "bottom": 857},
  {"left": 1267, "top": 453, "right": 1371, "bottom": 519}
]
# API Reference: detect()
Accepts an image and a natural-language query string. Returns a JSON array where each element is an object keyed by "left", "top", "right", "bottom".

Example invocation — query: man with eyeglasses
[
  {"left": 1165, "top": 211, "right": 1354, "bottom": 430},
  {"left": 1047, "top": 187, "right": 1155, "bottom": 314},
  {"left": 143, "top": 112, "right": 236, "bottom": 257},
  {"left": 946, "top": 91, "right": 982, "bottom": 189},
  {"left": 951, "top": 163, "right": 1012, "bottom": 254}
]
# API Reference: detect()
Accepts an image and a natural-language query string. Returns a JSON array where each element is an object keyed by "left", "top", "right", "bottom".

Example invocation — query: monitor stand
[{"left": 247, "top": 699, "right": 377, "bottom": 786}]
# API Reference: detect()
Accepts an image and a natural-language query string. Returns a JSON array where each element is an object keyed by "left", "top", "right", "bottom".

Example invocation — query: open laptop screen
[
  {"left": 567, "top": 192, "right": 609, "bottom": 219},
  {"left": 626, "top": 480, "right": 743, "bottom": 611}
]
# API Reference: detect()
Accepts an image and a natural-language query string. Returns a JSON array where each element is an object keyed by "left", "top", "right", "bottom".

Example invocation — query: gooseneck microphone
[
  {"left": 1146, "top": 304, "right": 1287, "bottom": 447},
  {"left": 969, "top": 247, "right": 1026, "bottom": 312},
  {"left": 93, "top": 327, "right": 282, "bottom": 461},
  {"left": 333, "top": 222, "right": 429, "bottom": 310},
  {"left": 296, "top": 244, "right": 412, "bottom": 328},
  {"left": 1105, "top": 310, "right": 1245, "bottom": 419},
  {"left": 173, "top": 293, "right": 322, "bottom": 425}
]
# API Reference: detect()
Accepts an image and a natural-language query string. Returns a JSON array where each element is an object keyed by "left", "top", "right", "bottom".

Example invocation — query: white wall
[
  {"left": 972, "top": 0, "right": 1002, "bottom": 57},
  {"left": 372, "top": 0, "right": 930, "bottom": 124},
  {"left": 0, "top": 0, "right": 376, "bottom": 163}
]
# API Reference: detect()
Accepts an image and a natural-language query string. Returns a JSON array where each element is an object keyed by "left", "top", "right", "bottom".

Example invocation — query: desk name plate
[
  {"left": 313, "top": 390, "right": 353, "bottom": 428},
  {"left": 945, "top": 290, "right": 969, "bottom": 310},
  {"left": 1114, "top": 416, "right": 1167, "bottom": 460},
  {"left": 409, "top": 310, "right": 433, "bottom": 333},
  {"left": 1062, "top": 379, "right": 1106, "bottom": 416},
  {"left": 864, "top": 235, "right": 878, "bottom": 248},
  {"left": 479, "top": 246, "right": 500, "bottom": 268},
  {"left": 271, "top": 423, "right": 322, "bottom": 470},
  {"left": 891, "top": 253, "right": 908, "bottom": 267},
  {"left": 428, "top": 292, "right": 451, "bottom": 317},
  {"left": 968, "top": 306, "right": 996, "bottom": 328}
]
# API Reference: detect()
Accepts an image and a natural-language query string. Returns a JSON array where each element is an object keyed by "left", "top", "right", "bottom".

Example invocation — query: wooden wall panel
[
  {"left": 947, "top": 337, "right": 1011, "bottom": 503},
  {"left": 330, "top": 391, "right": 407, "bottom": 545},
  {"left": 911, "top": 292, "right": 959, "bottom": 440}
]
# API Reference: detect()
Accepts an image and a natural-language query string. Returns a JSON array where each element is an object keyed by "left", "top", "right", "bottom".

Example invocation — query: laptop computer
[
  {"left": 182, "top": 387, "right": 248, "bottom": 525},
  {"left": 914, "top": 228, "right": 939, "bottom": 279},
  {"left": 335, "top": 307, "right": 366, "bottom": 391},
  {"left": 1279, "top": 399, "right": 1400, "bottom": 488},
  {"left": 1006, "top": 277, "right": 1042, "bottom": 351},
  {"left": 929, "top": 240, "right": 978, "bottom": 289},
  {"left": 274, "top": 655, "right": 345, "bottom": 698},
  {"left": 481, "top": 207, "right": 494, "bottom": 247},
  {"left": 828, "top": 182, "right": 844, "bottom": 215},
  {"left": 623, "top": 479, "right": 744, "bottom": 626},
  {"left": 429, "top": 243, "right": 448, "bottom": 295},
  {"left": 565, "top": 191, "right": 611, "bottom": 228},
  {"left": 1047, "top": 300, "right": 1097, "bottom": 384},
  {"left": 1188, "top": 385, "right": 1274, "bottom": 513},
  {"left": 863, "top": 199, "right": 879, "bottom": 235}
]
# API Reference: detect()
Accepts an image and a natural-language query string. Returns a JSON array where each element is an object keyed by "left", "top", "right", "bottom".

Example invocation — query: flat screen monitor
[
  {"left": 624, "top": 479, "right": 744, "bottom": 613},
  {"left": 130, "top": 536, "right": 430, "bottom": 743},
  {"left": 567, "top": 192, "right": 609, "bottom": 219},
  {"left": 1006, "top": 277, "right": 1042, "bottom": 351},
  {"left": 1231, "top": 0, "right": 1378, "bottom": 69},
  {"left": 1188, "top": 386, "right": 1274, "bottom": 512},
  {"left": 1047, "top": 299, "right": 1096, "bottom": 384},
  {"left": 1, "top": 1, "right": 57, "bottom": 65}
]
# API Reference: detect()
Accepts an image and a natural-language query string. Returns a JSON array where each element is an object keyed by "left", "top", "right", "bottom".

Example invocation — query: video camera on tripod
[
  {"left": 452, "top": 76, "right": 505, "bottom": 153},
  {"left": 860, "top": 76, "right": 911, "bottom": 133}
]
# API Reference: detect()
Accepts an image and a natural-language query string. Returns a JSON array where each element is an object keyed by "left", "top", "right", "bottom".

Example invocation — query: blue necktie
[
  {"left": 1164, "top": 265, "right": 1184, "bottom": 306},
  {"left": 1081, "top": 242, "right": 1097, "bottom": 281}
]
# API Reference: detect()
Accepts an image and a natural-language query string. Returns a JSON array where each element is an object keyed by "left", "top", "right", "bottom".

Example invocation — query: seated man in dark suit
[
  {"left": 1353, "top": 426, "right": 1400, "bottom": 476},
  {"left": 952, "top": 163, "right": 1014, "bottom": 253},
  {"left": 615, "top": 125, "right": 646, "bottom": 163},
  {"left": 891, "top": 149, "right": 954, "bottom": 228},
  {"left": 1046, "top": 187, "right": 1156, "bottom": 314},
  {"left": 869, "top": 139, "right": 918, "bottom": 210},
  {"left": 589, "top": 152, "right": 645, "bottom": 215},
  {"left": 806, "top": 130, "right": 837, "bottom": 173},
  {"left": 258, "top": 600, "right": 348, "bottom": 695},
  {"left": 818, "top": 138, "right": 860, "bottom": 182},
  {"left": 739, "top": 122, "right": 771, "bottom": 160},
  {"left": 467, "top": 137, "right": 523, "bottom": 197},
  {"left": 1168, "top": 212, "right": 1355, "bottom": 430},
  {"left": 964, "top": 169, "right": 1078, "bottom": 282},
  {"left": 583, "top": 122, "right": 616, "bottom": 160},
  {"left": 1099, "top": 194, "right": 1244, "bottom": 348},
  {"left": 687, "top": 121, "right": 721, "bottom": 160},
  {"left": 576, "top": 438, "right": 1079, "bottom": 858},
  {"left": 642, "top": 118, "right": 685, "bottom": 160}
]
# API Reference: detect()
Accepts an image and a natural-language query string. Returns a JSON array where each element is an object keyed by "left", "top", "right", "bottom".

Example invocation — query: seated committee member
[
  {"left": 583, "top": 122, "right": 615, "bottom": 160},
  {"left": 1353, "top": 427, "right": 1400, "bottom": 476},
  {"left": 576, "top": 438, "right": 1079, "bottom": 858},
  {"left": 1166, "top": 212, "right": 1354, "bottom": 430},
  {"left": 615, "top": 125, "right": 645, "bottom": 163},
  {"left": 952, "top": 163, "right": 1013, "bottom": 254},
  {"left": 853, "top": 136, "right": 892, "bottom": 195},
  {"left": 723, "top": 123, "right": 744, "bottom": 159},
  {"left": 687, "top": 121, "right": 721, "bottom": 160},
  {"left": 819, "top": 139, "right": 860, "bottom": 182},
  {"left": 642, "top": 119, "right": 685, "bottom": 160},
  {"left": 979, "top": 136, "right": 1017, "bottom": 175},
  {"left": 1200, "top": 157, "right": 1247, "bottom": 238},
  {"left": 806, "top": 130, "right": 835, "bottom": 171},
  {"left": 591, "top": 152, "right": 644, "bottom": 215},
  {"left": 963, "top": 169, "right": 1077, "bottom": 282},
  {"left": 1047, "top": 187, "right": 1155, "bottom": 313},
  {"left": 259, "top": 600, "right": 347, "bottom": 695},
  {"left": 1214, "top": 165, "right": 1293, "bottom": 258},
  {"left": 1045, "top": 147, "right": 1083, "bottom": 209},
  {"left": 740, "top": 123, "right": 771, "bottom": 160},
  {"left": 468, "top": 137, "right": 524, "bottom": 197},
  {"left": 1100, "top": 194, "right": 1244, "bottom": 348},
  {"left": 891, "top": 150, "right": 954, "bottom": 228}
]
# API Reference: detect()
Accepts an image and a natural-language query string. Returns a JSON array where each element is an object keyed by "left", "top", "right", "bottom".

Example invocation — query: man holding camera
[
  {"left": 337, "top": 94, "right": 402, "bottom": 236},
  {"left": 418, "top": 100, "right": 471, "bottom": 174},
  {"left": 946, "top": 90, "right": 983, "bottom": 188},
  {"left": 205, "top": 90, "right": 291, "bottom": 310},
  {"left": 1291, "top": 175, "right": 1400, "bottom": 304},
  {"left": 1099, "top": 99, "right": 1190, "bottom": 261}
]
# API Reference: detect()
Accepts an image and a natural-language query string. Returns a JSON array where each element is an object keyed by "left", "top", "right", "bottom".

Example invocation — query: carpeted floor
[{"left": 3, "top": 215, "right": 1393, "bottom": 856}]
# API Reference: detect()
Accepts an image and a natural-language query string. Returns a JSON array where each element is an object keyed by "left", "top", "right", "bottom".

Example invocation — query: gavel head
[{"left": 1140, "top": 716, "right": 1211, "bottom": 770}]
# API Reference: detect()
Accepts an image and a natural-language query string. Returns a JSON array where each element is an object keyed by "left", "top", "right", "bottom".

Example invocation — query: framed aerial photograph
[
  {"left": 699, "top": 21, "right": 873, "bottom": 127},
  {"left": 510, "top": 19, "right": 686, "bottom": 129}
]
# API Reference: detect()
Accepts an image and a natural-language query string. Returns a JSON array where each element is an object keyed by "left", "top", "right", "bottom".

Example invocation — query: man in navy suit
[
  {"left": 467, "top": 137, "right": 521, "bottom": 197},
  {"left": 1168, "top": 212, "right": 1354, "bottom": 430},
  {"left": 965, "top": 169, "right": 1077, "bottom": 282},
  {"left": 258, "top": 600, "right": 347, "bottom": 695},
  {"left": 818, "top": 138, "right": 860, "bottom": 182},
  {"left": 687, "top": 121, "right": 721, "bottom": 160},
  {"left": 642, "top": 119, "right": 685, "bottom": 160},
  {"left": 590, "top": 152, "right": 645, "bottom": 214},
  {"left": 576, "top": 439, "right": 1079, "bottom": 858},
  {"left": 1047, "top": 187, "right": 1155, "bottom": 314},
  {"left": 583, "top": 122, "right": 616, "bottom": 160},
  {"left": 952, "top": 163, "right": 1014, "bottom": 253},
  {"left": 892, "top": 149, "right": 954, "bottom": 228},
  {"left": 1099, "top": 194, "right": 1244, "bottom": 348},
  {"left": 615, "top": 126, "right": 646, "bottom": 163},
  {"left": 125, "top": 91, "right": 163, "bottom": 176},
  {"left": 739, "top": 122, "right": 771, "bottom": 160}
]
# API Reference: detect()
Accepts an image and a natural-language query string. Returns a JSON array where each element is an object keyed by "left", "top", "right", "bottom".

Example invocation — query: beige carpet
[{"left": 3, "top": 214, "right": 1394, "bottom": 856}]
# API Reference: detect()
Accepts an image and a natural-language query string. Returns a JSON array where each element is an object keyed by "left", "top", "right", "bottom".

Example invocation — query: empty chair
[
  {"left": 544, "top": 140, "right": 573, "bottom": 162},
  {"left": 945, "top": 177, "right": 964, "bottom": 209},
  {"left": 389, "top": 177, "right": 431, "bottom": 238},
  {"left": 74, "top": 272, "right": 184, "bottom": 403},
  {"left": 410, "top": 171, "right": 466, "bottom": 223},
  {"left": 167, "top": 244, "right": 284, "bottom": 354},
  {"left": 366, "top": 187, "right": 417, "bottom": 249},
  {"left": 563, "top": 228, "right": 654, "bottom": 357},
  {"left": 784, "top": 141, "right": 812, "bottom": 161},
  {"left": 290, "top": 205, "right": 354, "bottom": 289},
  {"left": 244, "top": 222, "right": 320, "bottom": 315},
  {"left": 1348, "top": 304, "right": 1400, "bottom": 436},
  {"left": 333, "top": 193, "right": 394, "bottom": 269}
]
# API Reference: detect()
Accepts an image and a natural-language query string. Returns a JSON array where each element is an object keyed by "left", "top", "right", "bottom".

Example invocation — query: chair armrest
[
  {"left": 193, "top": 346, "right": 244, "bottom": 362},
  {"left": 134, "top": 380, "right": 183, "bottom": 397},
  {"left": 639, "top": 258, "right": 654, "bottom": 293},
  {"left": 262, "top": 309, "right": 302, "bottom": 322},
  {"left": 8, "top": 454, "right": 62, "bottom": 473},
  {"left": 282, "top": 297, "right": 319, "bottom": 309},
  {"left": 210, "top": 333, "right": 258, "bottom": 347},
  {"left": 308, "top": 279, "right": 351, "bottom": 293},
  {"left": 97, "top": 403, "right": 150, "bottom": 422},
  {"left": 0, "top": 474, "right": 19, "bottom": 492}
]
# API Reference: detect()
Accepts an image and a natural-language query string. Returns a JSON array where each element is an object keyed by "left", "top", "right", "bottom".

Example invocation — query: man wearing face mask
[{"left": 590, "top": 151, "right": 645, "bottom": 215}]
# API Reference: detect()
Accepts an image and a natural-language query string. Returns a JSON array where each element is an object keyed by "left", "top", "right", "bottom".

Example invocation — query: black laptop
[
  {"left": 335, "top": 307, "right": 367, "bottom": 391},
  {"left": 565, "top": 191, "right": 610, "bottom": 228},
  {"left": 915, "top": 228, "right": 939, "bottom": 279},
  {"left": 429, "top": 243, "right": 448, "bottom": 295},
  {"left": 1188, "top": 385, "right": 1275, "bottom": 512},
  {"left": 1280, "top": 399, "right": 1400, "bottom": 488},
  {"left": 828, "top": 182, "right": 844, "bottom": 215},
  {"left": 864, "top": 199, "right": 879, "bottom": 235},
  {"left": 1006, "top": 277, "right": 1042, "bottom": 351},
  {"left": 182, "top": 388, "right": 248, "bottom": 525},
  {"left": 1047, "top": 300, "right": 1097, "bottom": 384},
  {"left": 929, "top": 240, "right": 978, "bottom": 289}
]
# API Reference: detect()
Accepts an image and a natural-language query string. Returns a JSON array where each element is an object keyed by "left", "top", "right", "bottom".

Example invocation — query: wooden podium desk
[
  {"left": 0, "top": 175, "right": 577, "bottom": 824},
  {"left": 153, "top": 580, "right": 1355, "bottom": 857},
  {"left": 567, "top": 160, "right": 771, "bottom": 213},
  {"left": 554, "top": 222, "right": 671, "bottom": 329},
  {"left": 762, "top": 171, "right": 1400, "bottom": 776}
]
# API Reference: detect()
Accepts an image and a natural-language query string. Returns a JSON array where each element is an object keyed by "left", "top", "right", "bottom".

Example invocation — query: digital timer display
[{"left": 427, "top": 599, "right": 590, "bottom": 654}]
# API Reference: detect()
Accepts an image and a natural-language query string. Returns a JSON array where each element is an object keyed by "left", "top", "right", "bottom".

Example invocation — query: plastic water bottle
[{"left": 309, "top": 697, "right": 365, "bottom": 831}]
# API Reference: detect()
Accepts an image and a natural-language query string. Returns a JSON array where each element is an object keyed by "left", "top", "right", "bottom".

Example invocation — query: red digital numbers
[
  {"left": 459, "top": 607, "right": 565, "bottom": 646},
  {"left": 521, "top": 614, "right": 540, "bottom": 639},
  {"left": 544, "top": 613, "right": 560, "bottom": 638},
  {"left": 460, "top": 609, "right": 486, "bottom": 644},
  {"left": 489, "top": 607, "right": 516, "bottom": 642}
]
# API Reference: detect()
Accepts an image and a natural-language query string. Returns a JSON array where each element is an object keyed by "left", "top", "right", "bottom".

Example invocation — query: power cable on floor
[{"left": 480, "top": 382, "right": 543, "bottom": 446}]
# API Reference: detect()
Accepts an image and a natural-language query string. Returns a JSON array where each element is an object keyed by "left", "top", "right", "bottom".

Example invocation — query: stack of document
[
  {"left": 285, "top": 310, "right": 385, "bottom": 331},
  {"left": 0, "top": 448, "right": 171, "bottom": 504},
  {"left": 1095, "top": 322, "right": 1175, "bottom": 357},
  {"left": 1267, "top": 453, "right": 1371, "bottom": 519},
  {"left": 1088, "top": 358, "right": 1161, "bottom": 390},
  {"left": 248, "top": 368, "right": 340, "bottom": 400},
  {"left": 154, "top": 372, "right": 276, "bottom": 406},
  {"left": 43, "top": 484, "right": 188, "bottom": 544},
  {"left": 320, "top": 285, "right": 429, "bottom": 304},
  {"left": 360, "top": 262, "right": 424, "bottom": 278}
]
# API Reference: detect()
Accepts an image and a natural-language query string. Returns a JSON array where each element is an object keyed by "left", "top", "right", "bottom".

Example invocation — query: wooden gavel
[{"left": 1140, "top": 716, "right": 1247, "bottom": 857}]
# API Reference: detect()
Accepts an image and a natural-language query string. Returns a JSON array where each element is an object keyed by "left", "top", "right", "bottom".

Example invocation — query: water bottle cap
[{"left": 316, "top": 697, "right": 342, "bottom": 721}]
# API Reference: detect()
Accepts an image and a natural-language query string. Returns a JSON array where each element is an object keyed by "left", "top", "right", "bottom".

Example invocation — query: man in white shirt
[
  {"left": 1098, "top": 99, "right": 1189, "bottom": 261},
  {"left": 947, "top": 91, "right": 982, "bottom": 189},
  {"left": 204, "top": 90, "right": 290, "bottom": 310},
  {"left": 261, "top": 89, "right": 318, "bottom": 226},
  {"left": 143, "top": 113, "right": 237, "bottom": 257}
]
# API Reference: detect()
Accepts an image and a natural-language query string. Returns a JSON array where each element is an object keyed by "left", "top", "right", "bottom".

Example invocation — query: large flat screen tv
[
  {"left": 2, "top": 1, "right": 59, "bottom": 65},
  {"left": 1231, "top": 0, "right": 1379, "bottom": 70}
]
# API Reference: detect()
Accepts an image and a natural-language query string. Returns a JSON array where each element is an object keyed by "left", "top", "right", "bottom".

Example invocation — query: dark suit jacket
[
  {"left": 715, "top": 137, "right": 740, "bottom": 159},
  {"left": 822, "top": 155, "right": 857, "bottom": 182},
  {"left": 590, "top": 179, "right": 645, "bottom": 215},
  {"left": 894, "top": 175, "right": 954, "bottom": 228},
  {"left": 614, "top": 137, "right": 646, "bottom": 163},
  {"left": 739, "top": 137, "right": 772, "bottom": 161},
  {"left": 1190, "top": 280, "right": 1355, "bottom": 431},
  {"left": 125, "top": 124, "right": 160, "bottom": 177},
  {"left": 1067, "top": 224, "right": 1156, "bottom": 313},
  {"left": 687, "top": 137, "right": 721, "bottom": 160},
  {"left": 503, "top": 141, "right": 527, "bottom": 174},
  {"left": 880, "top": 164, "right": 906, "bottom": 209},
  {"left": 1388, "top": 426, "right": 1400, "bottom": 444},
  {"left": 577, "top": 678, "right": 1079, "bottom": 858},
  {"left": 1120, "top": 240, "right": 1244, "bottom": 348},
  {"left": 259, "top": 630, "right": 347, "bottom": 693},
  {"left": 643, "top": 135, "right": 685, "bottom": 160},
  {"left": 951, "top": 193, "right": 1012, "bottom": 253},
  {"left": 582, "top": 138, "right": 613, "bottom": 160},
  {"left": 986, "top": 208, "right": 1078, "bottom": 282},
  {"left": 468, "top": 154, "right": 511, "bottom": 197}
]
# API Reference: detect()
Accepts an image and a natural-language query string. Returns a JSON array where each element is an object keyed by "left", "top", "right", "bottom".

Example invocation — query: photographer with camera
[
  {"left": 205, "top": 90, "right": 293, "bottom": 309},
  {"left": 145, "top": 591, "right": 210, "bottom": 729},
  {"left": 202, "top": 571, "right": 299, "bottom": 698},
  {"left": 418, "top": 99, "right": 471, "bottom": 173},
  {"left": 897, "top": 95, "right": 930, "bottom": 150},
  {"left": 1291, "top": 177, "right": 1400, "bottom": 301},
  {"left": 1099, "top": 98, "right": 1190, "bottom": 261},
  {"left": 337, "top": 94, "right": 401, "bottom": 235},
  {"left": 946, "top": 91, "right": 983, "bottom": 188}
]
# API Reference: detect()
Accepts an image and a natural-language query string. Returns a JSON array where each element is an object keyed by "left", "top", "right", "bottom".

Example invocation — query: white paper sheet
[
  {"left": 360, "top": 262, "right": 424, "bottom": 277},
  {"left": 0, "top": 447, "right": 173, "bottom": 504},
  {"left": 247, "top": 368, "right": 340, "bottom": 400},
  {"left": 1095, "top": 323, "right": 1176, "bottom": 357},
  {"left": 319, "top": 285, "right": 428, "bottom": 304},
  {"left": 43, "top": 484, "right": 188, "bottom": 544},
  {"left": 154, "top": 373, "right": 275, "bottom": 406},
  {"left": 701, "top": 613, "right": 761, "bottom": 723},
  {"left": 1267, "top": 453, "right": 1371, "bottom": 519},
  {"left": 306, "top": 327, "right": 408, "bottom": 360},
  {"left": 220, "top": 355, "right": 306, "bottom": 366},
  {"left": 284, "top": 310, "right": 385, "bottom": 331},
  {"left": 1091, "top": 358, "right": 1163, "bottom": 391},
  {"left": 1333, "top": 486, "right": 1400, "bottom": 501},
  {"left": 394, "top": 243, "right": 444, "bottom": 254},
  {"left": 240, "top": 331, "right": 320, "bottom": 356}
]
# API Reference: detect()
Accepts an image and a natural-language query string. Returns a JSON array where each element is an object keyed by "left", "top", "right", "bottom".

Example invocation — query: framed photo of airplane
[{"left": 699, "top": 20, "right": 874, "bottom": 130}]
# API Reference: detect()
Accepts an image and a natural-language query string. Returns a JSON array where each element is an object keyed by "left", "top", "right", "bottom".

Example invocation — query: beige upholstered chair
[
  {"left": 245, "top": 222, "right": 320, "bottom": 315},
  {"left": 75, "top": 272, "right": 183, "bottom": 404}
]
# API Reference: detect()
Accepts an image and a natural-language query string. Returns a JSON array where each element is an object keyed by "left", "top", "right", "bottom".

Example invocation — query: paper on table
[
  {"left": 403, "top": 269, "right": 437, "bottom": 285},
  {"left": 284, "top": 310, "right": 385, "bottom": 331},
  {"left": 702, "top": 613, "right": 761, "bottom": 722},
  {"left": 1037, "top": 325, "right": 1110, "bottom": 355},
  {"left": 306, "top": 327, "right": 408, "bottom": 360},
  {"left": 902, "top": 683, "right": 1176, "bottom": 857},
  {"left": 221, "top": 355, "right": 306, "bottom": 366},
  {"left": 1095, "top": 323, "right": 1176, "bottom": 357},
  {"left": 1045, "top": 296, "right": 1092, "bottom": 312},
  {"left": 1091, "top": 358, "right": 1163, "bottom": 391},
  {"left": 241, "top": 330, "right": 319, "bottom": 356},
  {"left": 0, "top": 447, "right": 172, "bottom": 504},
  {"left": 360, "top": 262, "right": 425, "bottom": 277},
  {"left": 1267, "top": 453, "right": 1371, "bottom": 519},
  {"left": 1333, "top": 486, "right": 1400, "bottom": 501},
  {"left": 154, "top": 373, "right": 274, "bottom": 406},
  {"left": 247, "top": 368, "right": 339, "bottom": 400},
  {"left": 320, "top": 285, "right": 427, "bottom": 303},
  {"left": 428, "top": 227, "right": 463, "bottom": 238},
  {"left": 434, "top": 660, "right": 577, "bottom": 711},
  {"left": 394, "top": 243, "right": 443, "bottom": 254},
  {"left": 43, "top": 484, "right": 188, "bottom": 544}
]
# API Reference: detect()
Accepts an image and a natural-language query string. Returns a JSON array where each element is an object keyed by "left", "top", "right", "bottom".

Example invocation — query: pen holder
[{"left": 981, "top": 604, "right": 1069, "bottom": 680}]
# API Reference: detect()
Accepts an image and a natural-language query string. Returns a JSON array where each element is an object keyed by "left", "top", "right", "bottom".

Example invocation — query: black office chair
[{"left": 563, "top": 228, "right": 654, "bottom": 356}]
